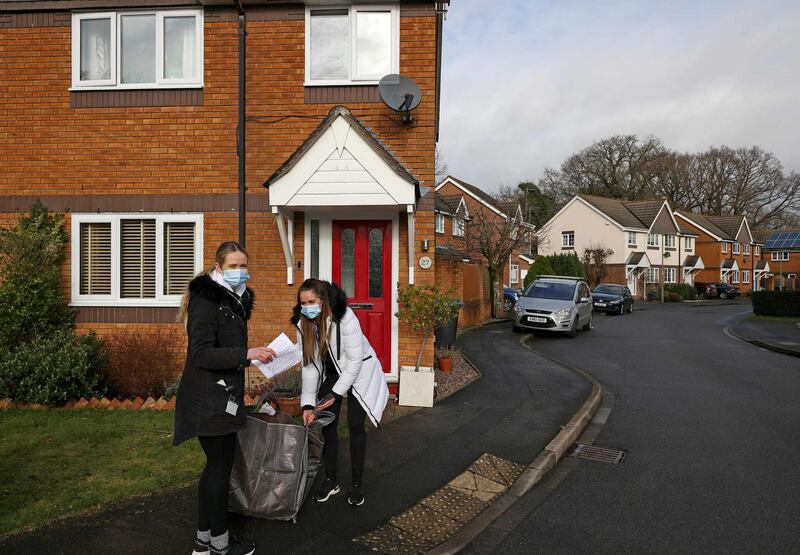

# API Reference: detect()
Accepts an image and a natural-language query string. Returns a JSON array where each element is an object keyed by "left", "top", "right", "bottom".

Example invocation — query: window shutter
[
  {"left": 120, "top": 219, "right": 156, "bottom": 298},
  {"left": 164, "top": 221, "right": 196, "bottom": 295},
  {"left": 80, "top": 222, "right": 112, "bottom": 295}
]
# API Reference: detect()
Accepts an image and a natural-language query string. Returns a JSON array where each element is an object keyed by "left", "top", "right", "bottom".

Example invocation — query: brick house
[
  {"left": 762, "top": 230, "right": 800, "bottom": 290},
  {"left": 674, "top": 211, "right": 765, "bottom": 293},
  {"left": 536, "top": 194, "right": 701, "bottom": 298},
  {"left": 435, "top": 176, "right": 535, "bottom": 292},
  {"left": 0, "top": 0, "right": 450, "bottom": 386}
]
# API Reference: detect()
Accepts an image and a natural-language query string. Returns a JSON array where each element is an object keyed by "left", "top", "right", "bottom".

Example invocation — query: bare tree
[
  {"left": 435, "top": 144, "right": 448, "bottom": 185},
  {"left": 463, "top": 199, "right": 528, "bottom": 318},
  {"left": 581, "top": 244, "right": 611, "bottom": 288}
]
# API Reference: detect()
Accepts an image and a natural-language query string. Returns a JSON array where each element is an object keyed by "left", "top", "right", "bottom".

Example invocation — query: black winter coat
[{"left": 173, "top": 273, "right": 254, "bottom": 446}]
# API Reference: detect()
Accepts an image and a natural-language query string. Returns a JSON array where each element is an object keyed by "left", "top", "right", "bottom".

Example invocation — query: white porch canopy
[
  {"left": 683, "top": 255, "right": 705, "bottom": 282},
  {"left": 720, "top": 259, "right": 739, "bottom": 279},
  {"left": 625, "top": 251, "right": 651, "bottom": 278},
  {"left": 264, "top": 106, "right": 420, "bottom": 284}
]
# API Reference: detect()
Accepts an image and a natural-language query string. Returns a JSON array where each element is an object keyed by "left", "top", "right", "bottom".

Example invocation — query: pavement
[
  {"left": 729, "top": 317, "right": 800, "bottom": 357},
  {"left": 1, "top": 323, "right": 592, "bottom": 555}
]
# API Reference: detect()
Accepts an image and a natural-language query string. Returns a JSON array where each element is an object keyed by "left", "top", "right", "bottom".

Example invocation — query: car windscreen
[
  {"left": 594, "top": 285, "right": 623, "bottom": 295},
  {"left": 524, "top": 281, "right": 575, "bottom": 301}
]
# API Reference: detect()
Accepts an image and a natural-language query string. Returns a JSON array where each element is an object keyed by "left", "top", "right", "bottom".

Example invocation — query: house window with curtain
[
  {"left": 664, "top": 268, "right": 676, "bottom": 283},
  {"left": 744, "top": 244, "right": 750, "bottom": 255},
  {"left": 452, "top": 217, "right": 465, "bottom": 237},
  {"left": 305, "top": 5, "right": 399, "bottom": 85},
  {"left": 664, "top": 235, "right": 676, "bottom": 248},
  {"left": 645, "top": 268, "right": 659, "bottom": 283},
  {"left": 627, "top": 232, "right": 637, "bottom": 246},
  {"left": 72, "top": 214, "right": 203, "bottom": 305},
  {"left": 684, "top": 237, "right": 693, "bottom": 250},
  {"left": 647, "top": 233, "right": 659, "bottom": 247},
  {"left": 435, "top": 213, "right": 445, "bottom": 234},
  {"left": 733, "top": 243, "right": 740, "bottom": 254},
  {"left": 71, "top": 10, "right": 203, "bottom": 90},
  {"left": 721, "top": 242, "right": 728, "bottom": 253}
]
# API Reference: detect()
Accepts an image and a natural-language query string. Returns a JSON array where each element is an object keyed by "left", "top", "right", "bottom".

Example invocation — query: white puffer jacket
[{"left": 297, "top": 306, "right": 389, "bottom": 427}]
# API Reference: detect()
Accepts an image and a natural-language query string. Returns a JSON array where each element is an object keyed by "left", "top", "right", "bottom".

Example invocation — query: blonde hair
[
  {"left": 176, "top": 241, "right": 249, "bottom": 327},
  {"left": 296, "top": 279, "right": 333, "bottom": 365}
]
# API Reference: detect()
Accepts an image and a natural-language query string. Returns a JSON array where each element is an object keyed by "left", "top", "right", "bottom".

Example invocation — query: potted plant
[
  {"left": 435, "top": 347, "right": 455, "bottom": 373},
  {"left": 396, "top": 284, "right": 460, "bottom": 407},
  {"left": 271, "top": 367, "right": 302, "bottom": 416}
]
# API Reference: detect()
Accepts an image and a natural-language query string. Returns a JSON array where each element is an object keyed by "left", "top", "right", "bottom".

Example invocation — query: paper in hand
[{"left": 252, "top": 332, "right": 301, "bottom": 379}]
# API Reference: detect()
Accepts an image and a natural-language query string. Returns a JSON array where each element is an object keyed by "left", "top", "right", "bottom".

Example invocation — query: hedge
[{"left": 751, "top": 290, "right": 800, "bottom": 317}]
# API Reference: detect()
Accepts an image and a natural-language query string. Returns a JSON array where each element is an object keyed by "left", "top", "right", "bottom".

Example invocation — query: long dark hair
[{"left": 294, "top": 278, "right": 333, "bottom": 365}]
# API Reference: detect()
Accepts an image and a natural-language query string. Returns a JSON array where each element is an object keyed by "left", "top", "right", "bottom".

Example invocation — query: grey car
[{"left": 512, "top": 276, "right": 593, "bottom": 337}]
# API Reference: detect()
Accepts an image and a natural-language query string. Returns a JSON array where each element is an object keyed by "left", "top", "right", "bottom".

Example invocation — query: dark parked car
[
  {"left": 591, "top": 284, "right": 633, "bottom": 314},
  {"left": 693, "top": 282, "right": 718, "bottom": 300},
  {"left": 503, "top": 287, "right": 521, "bottom": 311},
  {"left": 709, "top": 282, "right": 740, "bottom": 300}
]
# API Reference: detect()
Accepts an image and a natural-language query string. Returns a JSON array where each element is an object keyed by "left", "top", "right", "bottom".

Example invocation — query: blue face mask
[
  {"left": 300, "top": 304, "right": 321, "bottom": 319},
  {"left": 223, "top": 268, "right": 250, "bottom": 288}
]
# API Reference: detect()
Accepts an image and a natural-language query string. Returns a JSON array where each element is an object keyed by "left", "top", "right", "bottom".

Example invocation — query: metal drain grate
[{"left": 569, "top": 443, "right": 626, "bottom": 464}]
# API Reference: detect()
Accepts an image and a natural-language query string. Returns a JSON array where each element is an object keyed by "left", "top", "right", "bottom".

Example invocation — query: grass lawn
[
  {"left": 0, "top": 409, "right": 203, "bottom": 539},
  {"left": 748, "top": 315, "right": 800, "bottom": 324}
]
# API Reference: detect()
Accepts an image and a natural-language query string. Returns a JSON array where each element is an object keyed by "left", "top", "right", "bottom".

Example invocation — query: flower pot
[
  {"left": 399, "top": 366, "right": 435, "bottom": 407},
  {"left": 274, "top": 395, "right": 302, "bottom": 417},
  {"left": 438, "top": 356, "right": 453, "bottom": 373}
]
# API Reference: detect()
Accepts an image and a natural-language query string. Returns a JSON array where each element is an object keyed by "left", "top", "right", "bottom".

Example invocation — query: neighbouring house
[
  {"left": 435, "top": 176, "right": 535, "bottom": 295},
  {"left": 0, "top": 0, "right": 450, "bottom": 388},
  {"left": 674, "top": 211, "right": 765, "bottom": 294},
  {"left": 762, "top": 230, "right": 800, "bottom": 290},
  {"left": 535, "top": 194, "right": 701, "bottom": 298}
]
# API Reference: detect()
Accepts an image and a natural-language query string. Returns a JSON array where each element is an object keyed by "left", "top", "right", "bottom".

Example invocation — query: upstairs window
[
  {"left": 435, "top": 213, "right": 445, "bottom": 234},
  {"left": 684, "top": 237, "right": 693, "bottom": 250},
  {"left": 71, "top": 10, "right": 203, "bottom": 90},
  {"left": 453, "top": 218, "right": 465, "bottom": 237},
  {"left": 562, "top": 232, "right": 574, "bottom": 248},
  {"left": 72, "top": 214, "right": 203, "bottom": 305},
  {"left": 744, "top": 244, "right": 750, "bottom": 255},
  {"left": 627, "top": 232, "right": 637, "bottom": 246},
  {"left": 755, "top": 246, "right": 761, "bottom": 256},
  {"left": 733, "top": 242, "right": 740, "bottom": 254},
  {"left": 771, "top": 251, "right": 789, "bottom": 261},
  {"left": 664, "top": 235, "right": 676, "bottom": 248},
  {"left": 647, "top": 233, "right": 659, "bottom": 247},
  {"left": 721, "top": 242, "right": 728, "bottom": 253},
  {"left": 306, "top": 5, "right": 399, "bottom": 86}
]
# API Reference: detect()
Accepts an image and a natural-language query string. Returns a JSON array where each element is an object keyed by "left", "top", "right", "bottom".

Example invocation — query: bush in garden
[
  {"left": 103, "top": 328, "right": 182, "bottom": 398},
  {"left": 664, "top": 283, "right": 697, "bottom": 300},
  {"left": 546, "top": 252, "right": 585, "bottom": 278},
  {"left": 751, "top": 290, "right": 800, "bottom": 317},
  {"left": 0, "top": 330, "right": 107, "bottom": 405},
  {"left": 523, "top": 256, "right": 556, "bottom": 289},
  {"left": 396, "top": 284, "right": 460, "bottom": 371},
  {"left": 665, "top": 292, "right": 684, "bottom": 302}
]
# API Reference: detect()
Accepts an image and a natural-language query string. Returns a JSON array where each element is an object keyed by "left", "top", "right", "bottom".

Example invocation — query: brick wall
[{"left": 0, "top": 3, "right": 440, "bottom": 375}]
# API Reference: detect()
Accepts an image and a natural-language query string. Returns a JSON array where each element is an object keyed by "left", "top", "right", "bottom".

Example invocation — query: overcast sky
[{"left": 439, "top": 0, "right": 800, "bottom": 191}]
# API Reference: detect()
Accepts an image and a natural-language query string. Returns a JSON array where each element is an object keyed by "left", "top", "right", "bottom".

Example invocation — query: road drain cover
[{"left": 569, "top": 443, "right": 626, "bottom": 464}]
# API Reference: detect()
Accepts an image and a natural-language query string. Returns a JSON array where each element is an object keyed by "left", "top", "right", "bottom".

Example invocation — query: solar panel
[{"left": 765, "top": 231, "right": 800, "bottom": 249}]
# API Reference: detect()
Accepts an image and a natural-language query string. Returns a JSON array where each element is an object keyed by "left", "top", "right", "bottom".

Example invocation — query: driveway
[{"left": 468, "top": 301, "right": 800, "bottom": 553}]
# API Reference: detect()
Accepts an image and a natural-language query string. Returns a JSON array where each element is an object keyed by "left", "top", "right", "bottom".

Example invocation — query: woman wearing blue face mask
[
  {"left": 291, "top": 278, "right": 389, "bottom": 507},
  {"left": 174, "top": 241, "right": 275, "bottom": 555}
]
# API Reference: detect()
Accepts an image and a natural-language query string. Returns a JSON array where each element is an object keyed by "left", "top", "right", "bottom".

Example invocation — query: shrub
[
  {"left": 103, "top": 328, "right": 182, "bottom": 398},
  {"left": 751, "top": 290, "right": 800, "bottom": 317},
  {"left": 665, "top": 292, "right": 684, "bottom": 302},
  {"left": 0, "top": 200, "right": 74, "bottom": 350},
  {"left": 397, "top": 284, "right": 460, "bottom": 371},
  {"left": 547, "top": 252, "right": 585, "bottom": 278},
  {"left": 523, "top": 256, "right": 556, "bottom": 289},
  {"left": 645, "top": 289, "right": 658, "bottom": 301},
  {"left": 0, "top": 330, "right": 107, "bottom": 405},
  {"left": 665, "top": 283, "right": 697, "bottom": 300}
]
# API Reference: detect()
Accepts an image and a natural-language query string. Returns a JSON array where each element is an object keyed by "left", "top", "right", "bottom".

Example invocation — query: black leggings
[
  {"left": 197, "top": 433, "right": 236, "bottom": 536},
  {"left": 319, "top": 374, "right": 367, "bottom": 484}
]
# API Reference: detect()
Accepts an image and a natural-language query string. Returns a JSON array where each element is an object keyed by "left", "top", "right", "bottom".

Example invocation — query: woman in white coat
[{"left": 292, "top": 278, "right": 389, "bottom": 507}]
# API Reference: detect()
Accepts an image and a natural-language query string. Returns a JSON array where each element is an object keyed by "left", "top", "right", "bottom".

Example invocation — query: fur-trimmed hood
[
  {"left": 189, "top": 273, "right": 255, "bottom": 320},
  {"left": 290, "top": 281, "right": 347, "bottom": 325}
]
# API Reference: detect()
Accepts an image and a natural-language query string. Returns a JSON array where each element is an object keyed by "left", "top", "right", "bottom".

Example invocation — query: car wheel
[
  {"left": 618, "top": 303, "right": 625, "bottom": 315},
  {"left": 503, "top": 298, "right": 514, "bottom": 311},
  {"left": 567, "top": 316, "right": 578, "bottom": 338},
  {"left": 627, "top": 302, "right": 633, "bottom": 313},
  {"left": 699, "top": 292, "right": 707, "bottom": 300},
  {"left": 582, "top": 313, "right": 592, "bottom": 331},
  {"left": 719, "top": 291, "right": 728, "bottom": 300}
]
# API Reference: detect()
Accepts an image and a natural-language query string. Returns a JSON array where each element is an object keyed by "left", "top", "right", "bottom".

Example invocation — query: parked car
[
  {"left": 709, "top": 282, "right": 740, "bottom": 300},
  {"left": 503, "top": 286, "right": 521, "bottom": 311},
  {"left": 693, "top": 282, "right": 718, "bottom": 300},
  {"left": 591, "top": 284, "right": 633, "bottom": 314},
  {"left": 512, "top": 276, "right": 593, "bottom": 337}
]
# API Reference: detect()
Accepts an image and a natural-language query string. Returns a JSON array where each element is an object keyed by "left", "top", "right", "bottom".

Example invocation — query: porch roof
[
  {"left": 683, "top": 255, "right": 705, "bottom": 270},
  {"left": 625, "top": 251, "right": 651, "bottom": 268},
  {"left": 721, "top": 259, "right": 739, "bottom": 272}
]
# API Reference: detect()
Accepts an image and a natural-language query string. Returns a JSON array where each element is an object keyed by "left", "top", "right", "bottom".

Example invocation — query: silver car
[{"left": 512, "top": 276, "right": 593, "bottom": 336}]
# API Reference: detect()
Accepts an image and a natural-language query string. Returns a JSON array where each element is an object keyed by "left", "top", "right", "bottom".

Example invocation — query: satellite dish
[{"left": 379, "top": 74, "right": 421, "bottom": 124}]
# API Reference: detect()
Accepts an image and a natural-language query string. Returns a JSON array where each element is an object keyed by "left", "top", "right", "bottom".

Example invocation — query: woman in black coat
[{"left": 174, "top": 241, "right": 274, "bottom": 555}]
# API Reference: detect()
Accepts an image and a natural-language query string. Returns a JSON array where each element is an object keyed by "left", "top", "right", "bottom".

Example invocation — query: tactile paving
[{"left": 419, "top": 485, "right": 488, "bottom": 523}]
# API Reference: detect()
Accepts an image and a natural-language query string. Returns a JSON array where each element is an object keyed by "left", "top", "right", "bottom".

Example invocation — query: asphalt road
[{"left": 468, "top": 301, "right": 800, "bottom": 554}]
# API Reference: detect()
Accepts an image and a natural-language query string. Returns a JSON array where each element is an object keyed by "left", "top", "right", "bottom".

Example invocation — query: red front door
[{"left": 332, "top": 221, "right": 391, "bottom": 374}]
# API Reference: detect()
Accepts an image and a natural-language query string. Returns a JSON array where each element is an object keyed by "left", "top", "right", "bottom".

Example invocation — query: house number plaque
[{"left": 419, "top": 256, "right": 432, "bottom": 269}]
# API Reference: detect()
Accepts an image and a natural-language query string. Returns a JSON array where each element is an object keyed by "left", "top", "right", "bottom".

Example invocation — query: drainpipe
[{"left": 235, "top": 0, "right": 247, "bottom": 247}]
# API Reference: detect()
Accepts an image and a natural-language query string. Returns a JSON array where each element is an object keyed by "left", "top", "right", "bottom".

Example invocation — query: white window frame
[
  {"left": 743, "top": 244, "right": 750, "bottom": 255},
  {"left": 771, "top": 251, "right": 789, "bottom": 261},
  {"left": 721, "top": 242, "right": 728, "bottom": 253},
  {"left": 755, "top": 246, "right": 761, "bottom": 256},
  {"left": 664, "top": 234, "right": 676, "bottom": 248},
  {"left": 435, "top": 213, "right": 445, "bottom": 234},
  {"left": 452, "top": 217, "right": 465, "bottom": 237},
  {"left": 732, "top": 270, "right": 740, "bottom": 284},
  {"left": 733, "top": 242, "right": 740, "bottom": 254},
  {"left": 304, "top": 4, "right": 400, "bottom": 86},
  {"left": 684, "top": 236, "right": 693, "bottom": 250},
  {"left": 562, "top": 232, "right": 575, "bottom": 248},
  {"left": 646, "top": 267, "right": 659, "bottom": 283},
  {"left": 71, "top": 9, "right": 204, "bottom": 90},
  {"left": 664, "top": 267, "right": 676, "bottom": 283},
  {"left": 647, "top": 233, "right": 659, "bottom": 247},
  {"left": 71, "top": 213, "right": 203, "bottom": 307},
  {"left": 743, "top": 270, "right": 750, "bottom": 284},
  {"left": 510, "top": 264, "right": 519, "bottom": 284},
  {"left": 627, "top": 232, "right": 637, "bottom": 247}
]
